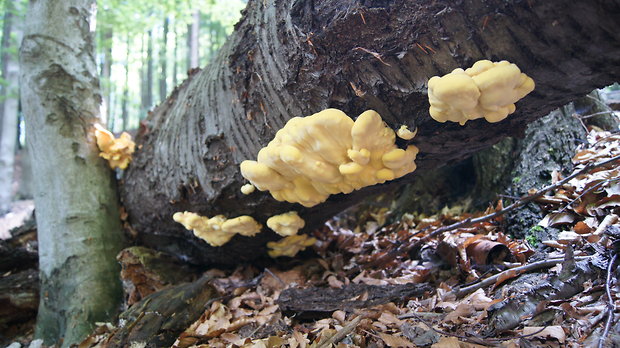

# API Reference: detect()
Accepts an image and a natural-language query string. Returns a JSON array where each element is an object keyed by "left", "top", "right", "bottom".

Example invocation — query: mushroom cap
[
  {"left": 427, "top": 60, "right": 534, "bottom": 125},
  {"left": 267, "top": 211, "right": 306, "bottom": 237}
]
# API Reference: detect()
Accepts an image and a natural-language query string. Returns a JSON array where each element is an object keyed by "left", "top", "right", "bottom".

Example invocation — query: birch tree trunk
[
  {"left": 0, "top": 0, "right": 20, "bottom": 214},
  {"left": 20, "top": 0, "right": 125, "bottom": 346},
  {"left": 122, "top": 0, "right": 620, "bottom": 266}
]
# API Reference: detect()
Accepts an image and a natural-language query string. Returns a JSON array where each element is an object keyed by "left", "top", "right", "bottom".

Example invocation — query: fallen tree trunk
[{"left": 121, "top": 0, "right": 620, "bottom": 265}]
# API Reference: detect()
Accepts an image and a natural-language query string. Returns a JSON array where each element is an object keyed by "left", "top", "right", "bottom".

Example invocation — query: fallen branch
[
  {"left": 316, "top": 316, "right": 362, "bottom": 348},
  {"left": 448, "top": 255, "right": 594, "bottom": 298}
]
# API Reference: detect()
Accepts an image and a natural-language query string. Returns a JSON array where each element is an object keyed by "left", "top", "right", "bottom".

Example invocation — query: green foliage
[
  {"left": 93, "top": 0, "right": 246, "bottom": 132},
  {"left": 525, "top": 225, "right": 543, "bottom": 247}
]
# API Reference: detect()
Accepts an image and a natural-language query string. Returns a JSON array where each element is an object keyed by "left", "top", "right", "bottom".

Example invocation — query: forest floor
[
  {"left": 4, "top": 107, "right": 620, "bottom": 348},
  {"left": 80, "top": 127, "right": 620, "bottom": 347}
]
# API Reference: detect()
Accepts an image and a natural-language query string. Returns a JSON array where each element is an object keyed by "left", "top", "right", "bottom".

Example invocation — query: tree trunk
[
  {"left": 100, "top": 28, "right": 113, "bottom": 126},
  {"left": 159, "top": 17, "right": 169, "bottom": 102},
  {"left": 20, "top": 0, "right": 126, "bottom": 346},
  {"left": 142, "top": 29, "right": 153, "bottom": 117},
  {"left": 187, "top": 11, "right": 199, "bottom": 70},
  {"left": 0, "top": 0, "right": 20, "bottom": 214},
  {"left": 172, "top": 19, "right": 178, "bottom": 88},
  {"left": 121, "top": 34, "right": 130, "bottom": 130},
  {"left": 122, "top": 0, "right": 620, "bottom": 266}
]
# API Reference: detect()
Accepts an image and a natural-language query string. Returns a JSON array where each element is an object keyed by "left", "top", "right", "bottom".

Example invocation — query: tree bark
[
  {"left": 20, "top": 0, "right": 126, "bottom": 346},
  {"left": 122, "top": 0, "right": 620, "bottom": 266},
  {"left": 0, "top": 0, "right": 21, "bottom": 214}
]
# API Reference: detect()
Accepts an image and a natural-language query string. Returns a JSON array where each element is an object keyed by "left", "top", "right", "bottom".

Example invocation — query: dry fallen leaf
[
  {"left": 522, "top": 326, "right": 566, "bottom": 343},
  {"left": 443, "top": 304, "right": 476, "bottom": 324},
  {"left": 378, "top": 332, "right": 414, "bottom": 348}
]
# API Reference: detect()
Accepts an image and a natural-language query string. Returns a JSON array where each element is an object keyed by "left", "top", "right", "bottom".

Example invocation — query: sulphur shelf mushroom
[
  {"left": 173, "top": 211, "right": 262, "bottom": 247},
  {"left": 240, "top": 109, "right": 419, "bottom": 207},
  {"left": 94, "top": 124, "right": 135, "bottom": 169},
  {"left": 427, "top": 60, "right": 535, "bottom": 125}
]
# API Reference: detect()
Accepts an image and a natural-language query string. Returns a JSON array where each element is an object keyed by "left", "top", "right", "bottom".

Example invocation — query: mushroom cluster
[
  {"left": 428, "top": 60, "right": 535, "bottom": 125},
  {"left": 173, "top": 211, "right": 262, "bottom": 247},
  {"left": 267, "top": 211, "right": 306, "bottom": 237},
  {"left": 240, "top": 109, "right": 419, "bottom": 207},
  {"left": 94, "top": 124, "right": 135, "bottom": 169},
  {"left": 266, "top": 234, "right": 317, "bottom": 258}
]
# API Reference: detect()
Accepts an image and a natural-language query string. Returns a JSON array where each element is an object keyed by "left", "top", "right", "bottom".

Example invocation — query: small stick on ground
[
  {"left": 598, "top": 253, "right": 618, "bottom": 348},
  {"left": 316, "top": 315, "right": 362, "bottom": 348}
]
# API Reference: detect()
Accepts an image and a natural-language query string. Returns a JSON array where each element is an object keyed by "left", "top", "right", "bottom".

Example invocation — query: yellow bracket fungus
[
  {"left": 240, "top": 109, "right": 419, "bottom": 207},
  {"left": 240, "top": 183, "right": 256, "bottom": 195},
  {"left": 267, "top": 211, "right": 305, "bottom": 236},
  {"left": 396, "top": 125, "right": 417, "bottom": 140},
  {"left": 428, "top": 60, "right": 535, "bottom": 125},
  {"left": 267, "top": 234, "right": 317, "bottom": 258},
  {"left": 173, "top": 211, "right": 262, "bottom": 247},
  {"left": 94, "top": 124, "right": 135, "bottom": 169}
]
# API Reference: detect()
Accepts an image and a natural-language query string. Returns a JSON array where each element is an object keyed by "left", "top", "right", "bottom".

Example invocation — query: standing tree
[
  {"left": 0, "top": 0, "right": 22, "bottom": 214},
  {"left": 20, "top": 0, "right": 125, "bottom": 346},
  {"left": 121, "top": 0, "right": 620, "bottom": 266}
]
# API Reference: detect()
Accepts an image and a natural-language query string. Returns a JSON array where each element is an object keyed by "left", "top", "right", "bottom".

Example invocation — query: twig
[
  {"left": 598, "top": 253, "right": 618, "bottom": 348},
  {"left": 264, "top": 267, "right": 286, "bottom": 287},
  {"left": 577, "top": 110, "right": 615, "bottom": 119},
  {"left": 398, "top": 312, "right": 443, "bottom": 319},
  {"left": 448, "top": 255, "right": 594, "bottom": 298},
  {"left": 557, "top": 177, "right": 620, "bottom": 214},
  {"left": 316, "top": 315, "right": 362, "bottom": 348},
  {"left": 417, "top": 154, "right": 620, "bottom": 243}
]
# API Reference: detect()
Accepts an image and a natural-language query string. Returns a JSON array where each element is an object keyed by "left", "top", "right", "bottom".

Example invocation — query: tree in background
[
  {"left": 0, "top": 0, "right": 23, "bottom": 214},
  {"left": 20, "top": 0, "right": 125, "bottom": 346}
]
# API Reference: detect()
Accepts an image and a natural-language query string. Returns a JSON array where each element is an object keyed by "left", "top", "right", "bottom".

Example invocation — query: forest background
[{"left": 0, "top": 0, "right": 245, "bottom": 212}]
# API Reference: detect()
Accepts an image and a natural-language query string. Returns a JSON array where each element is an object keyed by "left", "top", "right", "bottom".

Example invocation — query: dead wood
[
  {"left": 0, "top": 269, "right": 39, "bottom": 339},
  {"left": 485, "top": 254, "right": 605, "bottom": 335},
  {"left": 276, "top": 283, "right": 431, "bottom": 315},
  {"left": 101, "top": 276, "right": 218, "bottom": 348},
  {"left": 117, "top": 246, "right": 201, "bottom": 306}
]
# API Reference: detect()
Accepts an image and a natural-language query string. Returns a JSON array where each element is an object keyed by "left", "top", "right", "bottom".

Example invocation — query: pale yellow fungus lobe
[
  {"left": 240, "top": 183, "right": 256, "bottom": 195},
  {"left": 267, "top": 211, "right": 305, "bottom": 237},
  {"left": 428, "top": 60, "right": 535, "bottom": 125},
  {"left": 94, "top": 124, "right": 135, "bottom": 169},
  {"left": 267, "top": 234, "right": 317, "bottom": 258},
  {"left": 173, "top": 211, "right": 262, "bottom": 247},
  {"left": 396, "top": 125, "right": 417, "bottom": 140},
  {"left": 240, "top": 109, "right": 419, "bottom": 207}
]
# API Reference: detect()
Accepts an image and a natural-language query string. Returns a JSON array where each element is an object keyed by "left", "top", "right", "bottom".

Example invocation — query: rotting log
[
  {"left": 121, "top": 0, "right": 620, "bottom": 265},
  {"left": 101, "top": 276, "right": 217, "bottom": 348}
]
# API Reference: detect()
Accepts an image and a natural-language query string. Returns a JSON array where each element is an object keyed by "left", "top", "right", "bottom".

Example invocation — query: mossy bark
[
  {"left": 20, "top": 0, "right": 125, "bottom": 346},
  {"left": 122, "top": 0, "right": 620, "bottom": 266}
]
